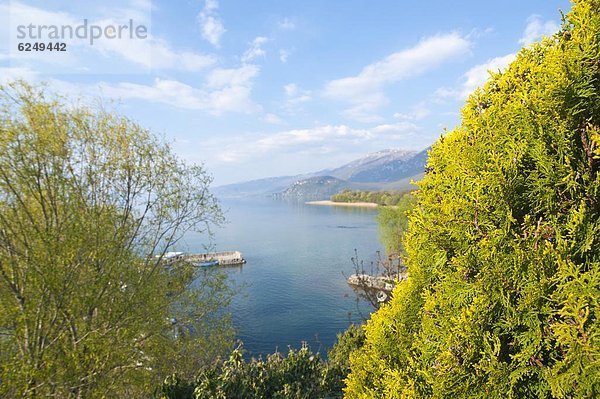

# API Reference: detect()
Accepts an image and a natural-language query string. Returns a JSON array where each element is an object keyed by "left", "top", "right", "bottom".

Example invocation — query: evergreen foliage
[
  {"left": 377, "top": 194, "right": 417, "bottom": 255},
  {"left": 345, "top": 1, "right": 600, "bottom": 397}
]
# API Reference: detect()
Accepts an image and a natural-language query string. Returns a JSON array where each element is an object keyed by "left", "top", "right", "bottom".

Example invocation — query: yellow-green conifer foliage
[{"left": 345, "top": 1, "right": 599, "bottom": 397}]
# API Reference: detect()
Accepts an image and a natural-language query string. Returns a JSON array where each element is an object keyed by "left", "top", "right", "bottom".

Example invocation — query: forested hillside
[{"left": 331, "top": 190, "right": 411, "bottom": 206}]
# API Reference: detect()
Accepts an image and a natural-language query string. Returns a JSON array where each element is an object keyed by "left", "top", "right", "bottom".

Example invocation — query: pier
[
  {"left": 347, "top": 272, "right": 408, "bottom": 303},
  {"left": 184, "top": 251, "right": 246, "bottom": 266},
  {"left": 347, "top": 272, "right": 407, "bottom": 292},
  {"left": 160, "top": 251, "right": 246, "bottom": 266}
]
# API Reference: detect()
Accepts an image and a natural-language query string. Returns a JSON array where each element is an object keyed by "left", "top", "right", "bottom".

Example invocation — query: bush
[
  {"left": 157, "top": 344, "right": 332, "bottom": 399},
  {"left": 345, "top": 1, "right": 600, "bottom": 397},
  {"left": 377, "top": 193, "right": 417, "bottom": 255},
  {"left": 327, "top": 325, "right": 366, "bottom": 377},
  {"left": 156, "top": 326, "right": 366, "bottom": 399}
]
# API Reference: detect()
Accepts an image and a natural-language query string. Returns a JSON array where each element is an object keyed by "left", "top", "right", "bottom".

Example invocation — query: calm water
[{"left": 184, "top": 197, "right": 382, "bottom": 357}]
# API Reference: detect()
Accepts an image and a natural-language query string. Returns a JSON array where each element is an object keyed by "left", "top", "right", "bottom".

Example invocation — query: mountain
[
  {"left": 214, "top": 148, "right": 428, "bottom": 199},
  {"left": 273, "top": 176, "right": 358, "bottom": 201},
  {"left": 212, "top": 175, "right": 312, "bottom": 198},
  {"left": 326, "top": 149, "right": 423, "bottom": 182}
]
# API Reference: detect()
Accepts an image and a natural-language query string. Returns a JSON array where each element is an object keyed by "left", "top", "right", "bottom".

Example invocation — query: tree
[
  {"left": 346, "top": 1, "right": 600, "bottom": 397},
  {"left": 0, "top": 82, "right": 233, "bottom": 397},
  {"left": 377, "top": 193, "right": 416, "bottom": 256}
]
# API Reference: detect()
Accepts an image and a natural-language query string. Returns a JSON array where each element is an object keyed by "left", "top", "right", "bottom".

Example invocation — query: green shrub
[
  {"left": 328, "top": 326, "right": 366, "bottom": 371},
  {"left": 346, "top": 1, "right": 600, "bottom": 397},
  {"left": 157, "top": 344, "right": 336, "bottom": 399},
  {"left": 157, "top": 326, "right": 366, "bottom": 399},
  {"left": 377, "top": 193, "right": 417, "bottom": 255}
]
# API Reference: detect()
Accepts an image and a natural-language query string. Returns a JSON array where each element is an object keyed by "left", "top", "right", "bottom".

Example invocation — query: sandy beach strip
[{"left": 305, "top": 200, "right": 379, "bottom": 208}]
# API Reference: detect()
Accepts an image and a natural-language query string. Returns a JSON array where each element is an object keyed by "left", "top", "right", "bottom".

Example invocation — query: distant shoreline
[{"left": 305, "top": 200, "right": 379, "bottom": 208}]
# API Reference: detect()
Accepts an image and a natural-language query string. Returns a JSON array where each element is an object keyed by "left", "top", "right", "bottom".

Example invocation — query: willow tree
[
  {"left": 0, "top": 82, "right": 233, "bottom": 398},
  {"left": 346, "top": 0, "right": 599, "bottom": 397}
]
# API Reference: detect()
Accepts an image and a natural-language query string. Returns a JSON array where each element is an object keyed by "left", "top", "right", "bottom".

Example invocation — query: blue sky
[{"left": 1, "top": 0, "right": 570, "bottom": 185}]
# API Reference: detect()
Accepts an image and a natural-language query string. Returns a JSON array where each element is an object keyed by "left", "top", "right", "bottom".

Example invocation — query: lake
[{"left": 184, "top": 197, "right": 382, "bottom": 358}]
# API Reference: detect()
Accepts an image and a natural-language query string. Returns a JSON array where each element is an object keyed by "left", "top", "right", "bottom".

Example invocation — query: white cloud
[
  {"left": 241, "top": 36, "right": 268, "bottom": 63},
  {"left": 207, "top": 64, "right": 259, "bottom": 88},
  {"left": 260, "top": 125, "right": 369, "bottom": 149},
  {"left": 0, "top": 66, "right": 259, "bottom": 121},
  {"left": 263, "top": 113, "right": 284, "bottom": 124},
  {"left": 211, "top": 122, "right": 420, "bottom": 163},
  {"left": 217, "top": 125, "right": 370, "bottom": 163},
  {"left": 0, "top": 2, "right": 82, "bottom": 67},
  {"left": 279, "top": 49, "right": 291, "bottom": 63},
  {"left": 323, "top": 33, "right": 471, "bottom": 121},
  {"left": 283, "top": 83, "right": 311, "bottom": 112},
  {"left": 433, "top": 87, "right": 457, "bottom": 100},
  {"left": 519, "top": 15, "right": 559, "bottom": 45},
  {"left": 462, "top": 54, "right": 515, "bottom": 92},
  {"left": 340, "top": 95, "right": 388, "bottom": 123},
  {"left": 0, "top": 67, "right": 39, "bottom": 84},
  {"left": 436, "top": 53, "right": 515, "bottom": 100},
  {"left": 198, "top": 0, "right": 226, "bottom": 47},
  {"left": 94, "top": 33, "right": 216, "bottom": 71},
  {"left": 284, "top": 83, "right": 299, "bottom": 97},
  {"left": 278, "top": 18, "right": 296, "bottom": 30},
  {"left": 102, "top": 79, "right": 206, "bottom": 109},
  {"left": 102, "top": 68, "right": 261, "bottom": 115},
  {"left": 393, "top": 103, "right": 430, "bottom": 121},
  {"left": 0, "top": 0, "right": 260, "bottom": 115},
  {"left": 0, "top": 72, "right": 120, "bottom": 107},
  {"left": 2, "top": 2, "right": 216, "bottom": 72},
  {"left": 371, "top": 121, "right": 419, "bottom": 134}
]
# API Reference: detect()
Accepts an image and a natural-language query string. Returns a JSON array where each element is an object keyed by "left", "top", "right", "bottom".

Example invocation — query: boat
[
  {"left": 376, "top": 291, "right": 388, "bottom": 303},
  {"left": 194, "top": 259, "right": 219, "bottom": 267}
]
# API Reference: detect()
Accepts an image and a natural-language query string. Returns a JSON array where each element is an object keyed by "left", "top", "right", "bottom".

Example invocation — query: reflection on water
[{"left": 183, "top": 197, "right": 381, "bottom": 357}]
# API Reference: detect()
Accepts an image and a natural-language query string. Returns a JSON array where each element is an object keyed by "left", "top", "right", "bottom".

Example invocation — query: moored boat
[{"left": 194, "top": 259, "right": 219, "bottom": 267}]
